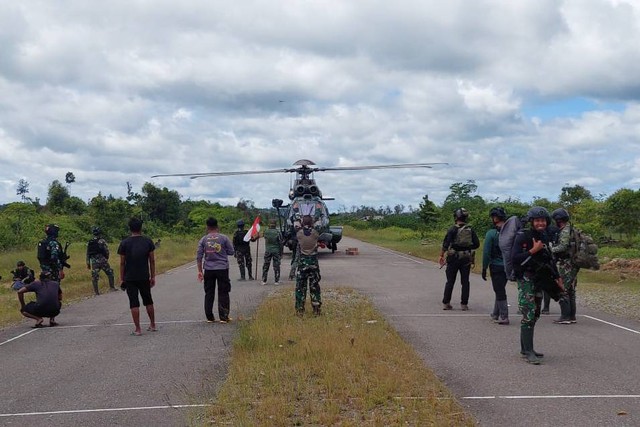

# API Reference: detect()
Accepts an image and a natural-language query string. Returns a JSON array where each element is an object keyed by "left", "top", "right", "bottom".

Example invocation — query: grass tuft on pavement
[{"left": 197, "top": 287, "right": 475, "bottom": 426}]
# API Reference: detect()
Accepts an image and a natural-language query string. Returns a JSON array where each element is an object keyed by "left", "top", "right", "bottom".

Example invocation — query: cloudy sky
[{"left": 1, "top": 0, "right": 639, "bottom": 213}]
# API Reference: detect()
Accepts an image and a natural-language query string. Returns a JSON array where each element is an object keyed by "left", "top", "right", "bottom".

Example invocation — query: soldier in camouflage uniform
[
  {"left": 295, "top": 215, "right": 321, "bottom": 316},
  {"left": 37, "top": 224, "right": 66, "bottom": 282},
  {"left": 233, "top": 220, "right": 255, "bottom": 281},
  {"left": 86, "top": 227, "right": 116, "bottom": 295},
  {"left": 261, "top": 219, "right": 283, "bottom": 285},
  {"left": 550, "top": 208, "right": 578, "bottom": 324},
  {"left": 511, "top": 207, "right": 564, "bottom": 365}
]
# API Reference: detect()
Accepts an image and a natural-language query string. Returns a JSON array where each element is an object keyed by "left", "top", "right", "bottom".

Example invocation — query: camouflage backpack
[
  {"left": 570, "top": 227, "right": 599, "bottom": 270},
  {"left": 453, "top": 225, "right": 473, "bottom": 249}
]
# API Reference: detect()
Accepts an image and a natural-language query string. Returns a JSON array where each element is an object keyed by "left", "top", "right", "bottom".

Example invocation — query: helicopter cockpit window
[{"left": 288, "top": 200, "right": 329, "bottom": 230}]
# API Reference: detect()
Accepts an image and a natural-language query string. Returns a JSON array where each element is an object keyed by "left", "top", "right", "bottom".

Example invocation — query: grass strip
[{"left": 197, "top": 287, "right": 475, "bottom": 426}]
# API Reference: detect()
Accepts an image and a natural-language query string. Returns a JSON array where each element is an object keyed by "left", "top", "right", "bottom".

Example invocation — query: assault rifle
[
  {"left": 60, "top": 242, "right": 71, "bottom": 269},
  {"left": 520, "top": 251, "right": 562, "bottom": 301}
]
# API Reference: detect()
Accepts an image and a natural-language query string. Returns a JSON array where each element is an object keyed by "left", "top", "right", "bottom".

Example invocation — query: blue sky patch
[{"left": 522, "top": 97, "right": 625, "bottom": 121}]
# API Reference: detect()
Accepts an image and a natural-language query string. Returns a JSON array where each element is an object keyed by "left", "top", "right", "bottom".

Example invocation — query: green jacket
[
  {"left": 263, "top": 228, "right": 282, "bottom": 254},
  {"left": 482, "top": 228, "right": 504, "bottom": 270}
]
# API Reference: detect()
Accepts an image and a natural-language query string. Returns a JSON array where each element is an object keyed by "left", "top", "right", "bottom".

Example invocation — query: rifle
[
  {"left": 60, "top": 242, "right": 71, "bottom": 269},
  {"left": 520, "top": 253, "right": 562, "bottom": 300}
]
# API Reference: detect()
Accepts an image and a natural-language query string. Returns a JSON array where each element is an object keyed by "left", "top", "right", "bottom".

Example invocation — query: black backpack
[
  {"left": 87, "top": 238, "right": 107, "bottom": 257},
  {"left": 37, "top": 238, "right": 51, "bottom": 264}
]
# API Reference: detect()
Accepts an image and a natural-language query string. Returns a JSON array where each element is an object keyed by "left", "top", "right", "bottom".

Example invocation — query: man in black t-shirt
[
  {"left": 118, "top": 218, "right": 156, "bottom": 336},
  {"left": 17, "top": 272, "right": 62, "bottom": 328}
]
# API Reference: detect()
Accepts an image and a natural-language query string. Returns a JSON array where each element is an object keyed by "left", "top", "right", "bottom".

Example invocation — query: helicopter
[{"left": 151, "top": 159, "right": 446, "bottom": 253}]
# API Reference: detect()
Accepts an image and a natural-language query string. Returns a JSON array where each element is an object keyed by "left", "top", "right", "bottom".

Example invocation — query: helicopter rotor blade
[
  {"left": 151, "top": 168, "right": 296, "bottom": 179},
  {"left": 313, "top": 162, "right": 448, "bottom": 172},
  {"left": 151, "top": 162, "right": 448, "bottom": 179}
]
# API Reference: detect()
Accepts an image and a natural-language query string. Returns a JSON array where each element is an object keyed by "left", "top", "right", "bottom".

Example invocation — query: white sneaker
[
  {"left": 261, "top": 281, "right": 267, "bottom": 286},
  {"left": 274, "top": 282, "right": 280, "bottom": 286}
]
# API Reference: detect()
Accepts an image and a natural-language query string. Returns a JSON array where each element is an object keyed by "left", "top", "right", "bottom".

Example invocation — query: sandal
[
  {"left": 32, "top": 322, "right": 45, "bottom": 329},
  {"left": 130, "top": 331, "right": 142, "bottom": 336},
  {"left": 146, "top": 326, "right": 157, "bottom": 332},
  {"left": 49, "top": 321, "right": 58, "bottom": 327}
]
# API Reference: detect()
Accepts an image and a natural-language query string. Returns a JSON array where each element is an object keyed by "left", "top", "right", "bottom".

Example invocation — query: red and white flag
[{"left": 243, "top": 216, "right": 261, "bottom": 242}]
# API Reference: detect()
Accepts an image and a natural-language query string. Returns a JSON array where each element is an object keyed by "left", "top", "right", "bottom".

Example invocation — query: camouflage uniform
[
  {"left": 86, "top": 237, "right": 116, "bottom": 294},
  {"left": 40, "top": 238, "right": 64, "bottom": 282},
  {"left": 233, "top": 229, "right": 254, "bottom": 280},
  {"left": 261, "top": 226, "right": 282, "bottom": 283},
  {"left": 295, "top": 226, "right": 321, "bottom": 315},
  {"left": 517, "top": 273, "right": 543, "bottom": 328},
  {"left": 551, "top": 225, "right": 579, "bottom": 322},
  {"left": 512, "top": 226, "right": 560, "bottom": 363}
]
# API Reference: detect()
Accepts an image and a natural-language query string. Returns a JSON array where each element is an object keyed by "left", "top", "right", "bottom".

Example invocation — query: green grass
[
  {"left": 0, "top": 236, "right": 197, "bottom": 327},
  {"left": 193, "top": 288, "right": 475, "bottom": 426}
]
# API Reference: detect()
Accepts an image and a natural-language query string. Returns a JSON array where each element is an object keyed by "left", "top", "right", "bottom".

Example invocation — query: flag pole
[{"left": 255, "top": 233, "right": 260, "bottom": 280}]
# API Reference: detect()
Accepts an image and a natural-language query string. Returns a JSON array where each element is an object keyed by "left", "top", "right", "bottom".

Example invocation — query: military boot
[
  {"left": 238, "top": 267, "right": 246, "bottom": 281},
  {"left": 553, "top": 298, "right": 572, "bottom": 324},
  {"left": 570, "top": 299, "right": 577, "bottom": 323},
  {"left": 497, "top": 300, "right": 509, "bottom": 325},
  {"left": 247, "top": 264, "right": 254, "bottom": 281},
  {"left": 521, "top": 327, "right": 541, "bottom": 365},
  {"left": 490, "top": 301, "right": 499, "bottom": 321},
  {"left": 541, "top": 291, "right": 550, "bottom": 314},
  {"left": 92, "top": 280, "right": 100, "bottom": 296},
  {"left": 108, "top": 275, "right": 116, "bottom": 291},
  {"left": 520, "top": 326, "right": 544, "bottom": 358}
]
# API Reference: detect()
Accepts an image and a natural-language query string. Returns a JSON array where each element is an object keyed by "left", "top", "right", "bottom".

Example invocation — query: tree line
[
  {"left": 2, "top": 176, "right": 639, "bottom": 251},
  {"left": 1, "top": 176, "right": 258, "bottom": 250},
  {"left": 335, "top": 181, "right": 640, "bottom": 245}
]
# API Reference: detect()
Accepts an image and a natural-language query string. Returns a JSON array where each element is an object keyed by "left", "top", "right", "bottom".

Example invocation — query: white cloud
[{"left": 0, "top": 0, "right": 639, "bottom": 212}]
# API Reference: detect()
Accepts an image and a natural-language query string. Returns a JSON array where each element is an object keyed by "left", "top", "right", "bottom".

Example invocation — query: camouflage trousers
[
  {"left": 295, "top": 256, "right": 321, "bottom": 312},
  {"left": 90, "top": 256, "right": 115, "bottom": 292},
  {"left": 262, "top": 251, "right": 281, "bottom": 283},
  {"left": 517, "top": 274, "right": 543, "bottom": 328},
  {"left": 558, "top": 258, "right": 578, "bottom": 318},
  {"left": 289, "top": 247, "right": 299, "bottom": 280},
  {"left": 236, "top": 250, "right": 253, "bottom": 278},
  {"left": 40, "top": 264, "right": 62, "bottom": 282}
]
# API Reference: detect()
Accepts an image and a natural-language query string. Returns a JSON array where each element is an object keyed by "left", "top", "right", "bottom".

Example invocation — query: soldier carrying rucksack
[
  {"left": 438, "top": 208, "right": 480, "bottom": 311},
  {"left": 549, "top": 208, "right": 598, "bottom": 324}
]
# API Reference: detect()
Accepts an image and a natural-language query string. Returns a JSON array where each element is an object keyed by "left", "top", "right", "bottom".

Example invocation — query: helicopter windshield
[{"left": 288, "top": 198, "right": 329, "bottom": 231}]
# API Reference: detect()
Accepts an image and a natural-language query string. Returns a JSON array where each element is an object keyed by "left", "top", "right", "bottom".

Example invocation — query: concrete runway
[{"left": 1, "top": 236, "right": 639, "bottom": 426}]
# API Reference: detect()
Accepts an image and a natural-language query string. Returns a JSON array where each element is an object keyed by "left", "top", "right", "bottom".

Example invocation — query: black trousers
[
  {"left": 443, "top": 256, "right": 471, "bottom": 305},
  {"left": 203, "top": 269, "right": 231, "bottom": 321},
  {"left": 490, "top": 264, "right": 508, "bottom": 301}
]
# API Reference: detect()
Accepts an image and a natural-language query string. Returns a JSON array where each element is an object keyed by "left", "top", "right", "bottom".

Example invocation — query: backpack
[
  {"left": 37, "top": 238, "right": 51, "bottom": 264},
  {"left": 569, "top": 226, "right": 599, "bottom": 270},
  {"left": 498, "top": 215, "right": 525, "bottom": 281},
  {"left": 87, "top": 238, "right": 105, "bottom": 257},
  {"left": 453, "top": 225, "right": 473, "bottom": 248}
]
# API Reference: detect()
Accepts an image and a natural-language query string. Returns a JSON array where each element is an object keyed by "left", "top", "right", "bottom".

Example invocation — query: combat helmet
[
  {"left": 236, "top": 219, "right": 245, "bottom": 227},
  {"left": 526, "top": 206, "right": 551, "bottom": 226},
  {"left": 92, "top": 226, "right": 102, "bottom": 236},
  {"left": 45, "top": 224, "right": 60, "bottom": 238},
  {"left": 489, "top": 207, "right": 507, "bottom": 220},
  {"left": 453, "top": 208, "right": 469, "bottom": 221},
  {"left": 551, "top": 208, "right": 570, "bottom": 223}
]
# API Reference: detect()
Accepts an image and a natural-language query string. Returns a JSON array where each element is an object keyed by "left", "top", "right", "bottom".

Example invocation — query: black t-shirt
[
  {"left": 117, "top": 235, "right": 155, "bottom": 281},
  {"left": 26, "top": 280, "right": 61, "bottom": 311}
]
